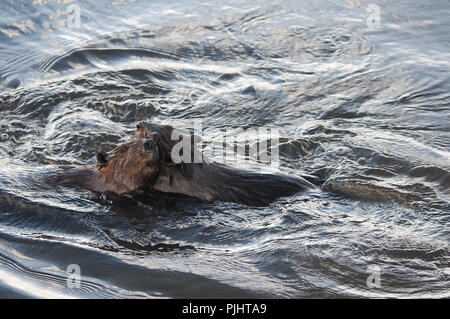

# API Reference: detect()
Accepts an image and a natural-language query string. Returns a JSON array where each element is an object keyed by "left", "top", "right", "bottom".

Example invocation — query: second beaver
[{"left": 135, "top": 122, "right": 315, "bottom": 206}]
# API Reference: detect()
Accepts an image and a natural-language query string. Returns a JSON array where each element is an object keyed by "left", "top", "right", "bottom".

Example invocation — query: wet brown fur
[
  {"left": 50, "top": 138, "right": 160, "bottom": 195},
  {"left": 135, "top": 122, "right": 315, "bottom": 206}
]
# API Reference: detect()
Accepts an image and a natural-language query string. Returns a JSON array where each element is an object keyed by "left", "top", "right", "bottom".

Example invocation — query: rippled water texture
[{"left": 0, "top": 0, "right": 449, "bottom": 298}]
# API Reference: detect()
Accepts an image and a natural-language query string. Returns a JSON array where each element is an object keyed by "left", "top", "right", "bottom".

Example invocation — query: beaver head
[
  {"left": 135, "top": 121, "right": 205, "bottom": 182},
  {"left": 95, "top": 138, "right": 160, "bottom": 194},
  {"left": 135, "top": 121, "right": 204, "bottom": 163},
  {"left": 136, "top": 122, "right": 177, "bottom": 164}
]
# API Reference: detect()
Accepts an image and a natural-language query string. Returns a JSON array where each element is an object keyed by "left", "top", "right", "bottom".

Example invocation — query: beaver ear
[{"left": 96, "top": 152, "right": 108, "bottom": 168}]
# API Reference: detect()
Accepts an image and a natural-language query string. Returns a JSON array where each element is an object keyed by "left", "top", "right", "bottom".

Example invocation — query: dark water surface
[{"left": 0, "top": 0, "right": 449, "bottom": 298}]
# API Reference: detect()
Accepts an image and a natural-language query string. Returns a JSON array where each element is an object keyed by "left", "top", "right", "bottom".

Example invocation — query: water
[{"left": 0, "top": 0, "right": 449, "bottom": 298}]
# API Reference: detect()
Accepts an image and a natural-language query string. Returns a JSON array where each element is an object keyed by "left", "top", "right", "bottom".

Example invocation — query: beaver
[
  {"left": 46, "top": 138, "right": 160, "bottom": 195},
  {"left": 135, "top": 122, "right": 316, "bottom": 206}
]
